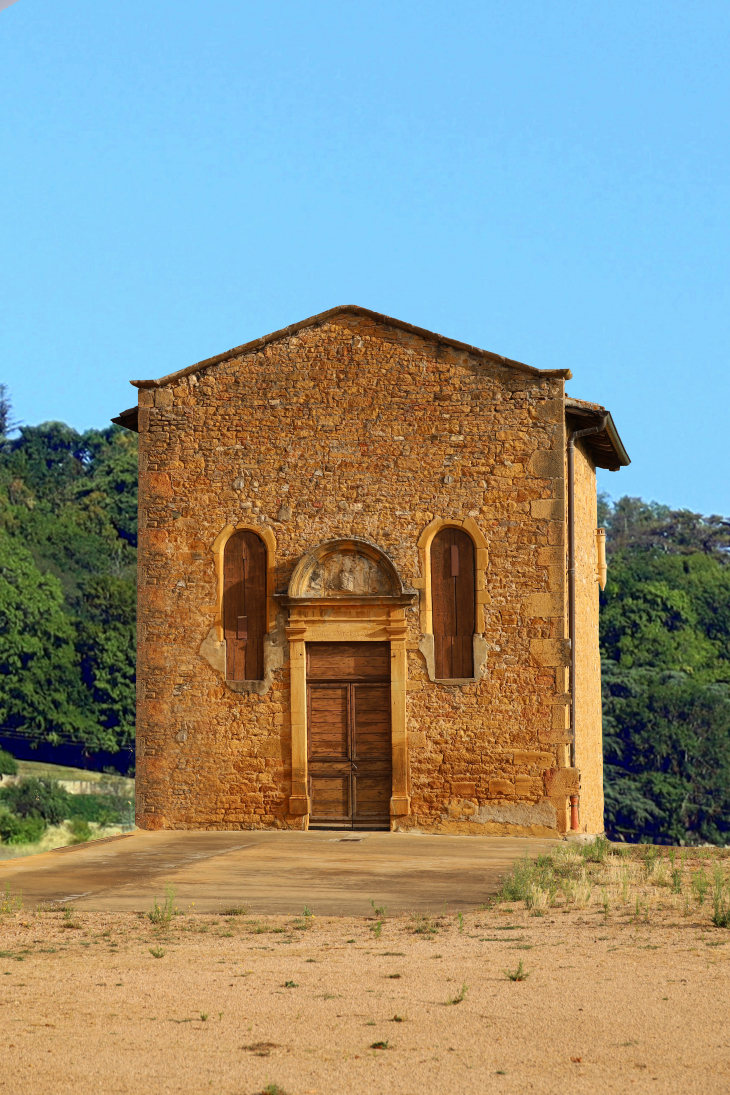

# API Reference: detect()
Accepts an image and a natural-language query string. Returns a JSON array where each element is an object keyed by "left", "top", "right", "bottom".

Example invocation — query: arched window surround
[
  {"left": 415, "top": 515, "right": 489, "bottom": 683},
  {"left": 210, "top": 523, "right": 277, "bottom": 644}
]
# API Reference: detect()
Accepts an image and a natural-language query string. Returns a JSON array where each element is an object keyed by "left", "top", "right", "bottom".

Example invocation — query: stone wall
[
  {"left": 134, "top": 310, "right": 574, "bottom": 834},
  {"left": 572, "top": 439, "right": 605, "bottom": 833}
]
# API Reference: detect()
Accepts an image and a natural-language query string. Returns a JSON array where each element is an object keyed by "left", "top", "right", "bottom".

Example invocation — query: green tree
[
  {"left": 599, "top": 494, "right": 730, "bottom": 558},
  {"left": 0, "top": 531, "right": 96, "bottom": 745},
  {"left": 75, "top": 576, "right": 136, "bottom": 751},
  {"left": 0, "top": 402, "right": 137, "bottom": 762},
  {"left": 600, "top": 495, "right": 730, "bottom": 843},
  {"left": 0, "top": 777, "right": 72, "bottom": 824},
  {"left": 600, "top": 558, "right": 719, "bottom": 676},
  {"left": 603, "top": 662, "right": 730, "bottom": 844},
  {"left": 0, "top": 748, "right": 17, "bottom": 775}
]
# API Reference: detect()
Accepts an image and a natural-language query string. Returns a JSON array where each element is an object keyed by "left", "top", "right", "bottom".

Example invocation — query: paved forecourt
[{"left": 0, "top": 829, "right": 558, "bottom": 915}]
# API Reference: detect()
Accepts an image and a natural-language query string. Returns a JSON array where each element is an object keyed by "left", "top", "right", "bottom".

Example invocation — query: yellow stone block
[
  {"left": 551, "top": 704, "right": 570, "bottom": 730},
  {"left": 524, "top": 592, "right": 564, "bottom": 619},
  {"left": 489, "top": 778, "right": 515, "bottom": 796},
  {"left": 513, "top": 751, "right": 554, "bottom": 768}
]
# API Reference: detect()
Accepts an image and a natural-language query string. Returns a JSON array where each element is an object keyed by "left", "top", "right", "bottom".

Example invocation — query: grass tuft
[
  {"left": 292, "top": 905, "right": 315, "bottom": 931},
  {"left": 445, "top": 981, "right": 468, "bottom": 1004},
  {"left": 410, "top": 912, "right": 438, "bottom": 935},
  {"left": 711, "top": 866, "right": 730, "bottom": 928},
  {"left": 148, "top": 883, "right": 177, "bottom": 929},
  {"left": 505, "top": 960, "right": 529, "bottom": 982},
  {"left": 0, "top": 883, "right": 22, "bottom": 915},
  {"left": 579, "top": 835, "right": 610, "bottom": 863}
]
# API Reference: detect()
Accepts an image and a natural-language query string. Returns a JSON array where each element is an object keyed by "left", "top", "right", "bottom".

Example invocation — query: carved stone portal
[{"left": 281, "top": 537, "right": 413, "bottom": 826}]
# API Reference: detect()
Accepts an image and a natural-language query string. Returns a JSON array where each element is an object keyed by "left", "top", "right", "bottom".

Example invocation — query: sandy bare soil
[{"left": 1, "top": 872, "right": 729, "bottom": 1095}]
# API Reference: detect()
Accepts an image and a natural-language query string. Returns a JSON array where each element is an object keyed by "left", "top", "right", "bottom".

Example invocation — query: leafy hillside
[
  {"left": 0, "top": 403, "right": 137, "bottom": 772},
  {"left": 600, "top": 496, "right": 730, "bottom": 845}
]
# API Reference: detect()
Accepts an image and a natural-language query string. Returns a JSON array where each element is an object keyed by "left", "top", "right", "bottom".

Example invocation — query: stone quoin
[{"left": 113, "top": 305, "right": 630, "bottom": 837}]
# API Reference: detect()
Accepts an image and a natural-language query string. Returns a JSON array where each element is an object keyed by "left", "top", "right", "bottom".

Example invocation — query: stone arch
[
  {"left": 211, "top": 522, "right": 277, "bottom": 640},
  {"left": 199, "top": 522, "right": 283, "bottom": 697},
  {"left": 223, "top": 529, "right": 267, "bottom": 681},
  {"left": 416, "top": 516, "right": 489, "bottom": 684}
]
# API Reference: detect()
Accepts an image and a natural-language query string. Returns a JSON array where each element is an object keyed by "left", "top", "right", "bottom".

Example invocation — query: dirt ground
[{"left": 1, "top": 857, "right": 729, "bottom": 1095}]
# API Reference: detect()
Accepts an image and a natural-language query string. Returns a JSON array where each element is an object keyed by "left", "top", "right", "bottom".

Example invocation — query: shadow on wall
[{"left": 0, "top": 731, "right": 135, "bottom": 777}]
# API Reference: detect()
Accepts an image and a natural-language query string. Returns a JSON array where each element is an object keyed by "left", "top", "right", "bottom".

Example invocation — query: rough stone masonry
[{"left": 115, "top": 305, "right": 629, "bottom": 838}]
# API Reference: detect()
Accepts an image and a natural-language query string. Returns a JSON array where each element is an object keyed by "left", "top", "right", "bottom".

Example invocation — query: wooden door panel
[
  {"left": 452, "top": 635, "right": 473, "bottom": 679},
  {"left": 224, "top": 530, "right": 266, "bottom": 680},
  {"left": 454, "top": 531, "right": 476, "bottom": 641},
  {"left": 354, "top": 776, "right": 390, "bottom": 819},
  {"left": 353, "top": 684, "right": 391, "bottom": 764},
  {"left": 307, "top": 641, "right": 390, "bottom": 681},
  {"left": 311, "top": 777, "right": 351, "bottom": 821},
  {"left": 308, "top": 684, "right": 349, "bottom": 760},
  {"left": 431, "top": 531, "right": 456, "bottom": 638},
  {"left": 307, "top": 642, "right": 391, "bottom": 829},
  {"left": 431, "top": 528, "right": 475, "bottom": 678},
  {"left": 224, "top": 531, "right": 245, "bottom": 681},
  {"left": 434, "top": 634, "right": 451, "bottom": 679}
]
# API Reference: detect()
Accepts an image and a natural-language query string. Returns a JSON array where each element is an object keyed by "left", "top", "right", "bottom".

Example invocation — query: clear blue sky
[{"left": 1, "top": 1, "right": 728, "bottom": 513}]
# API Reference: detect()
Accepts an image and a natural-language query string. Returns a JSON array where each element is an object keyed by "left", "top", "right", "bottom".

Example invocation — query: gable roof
[
  {"left": 112, "top": 306, "right": 630, "bottom": 471},
  {"left": 128, "top": 304, "right": 573, "bottom": 390}
]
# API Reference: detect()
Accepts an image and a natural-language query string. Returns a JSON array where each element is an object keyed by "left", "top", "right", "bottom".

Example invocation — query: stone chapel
[{"left": 114, "top": 305, "right": 630, "bottom": 837}]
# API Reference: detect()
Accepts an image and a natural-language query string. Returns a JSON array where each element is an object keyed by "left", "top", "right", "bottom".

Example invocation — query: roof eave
[
  {"left": 111, "top": 406, "right": 139, "bottom": 433},
  {"left": 565, "top": 398, "right": 631, "bottom": 470},
  {"left": 603, "top": 414, "right": 631, "bottom": 468}
]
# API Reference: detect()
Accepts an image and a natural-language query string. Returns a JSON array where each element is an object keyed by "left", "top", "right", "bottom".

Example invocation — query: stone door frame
[{"left": 280, "top": 596, "right": 414, "bottom": 828}]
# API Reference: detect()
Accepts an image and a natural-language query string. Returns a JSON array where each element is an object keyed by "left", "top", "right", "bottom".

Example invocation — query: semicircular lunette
[{"left": 287, "top": 538, "right": 403, "bottom": 599}]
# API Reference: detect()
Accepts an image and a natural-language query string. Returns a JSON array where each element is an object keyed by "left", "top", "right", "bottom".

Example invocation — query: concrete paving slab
[{"left": 0, "top": 829, "right": 559, "bottom": 915}]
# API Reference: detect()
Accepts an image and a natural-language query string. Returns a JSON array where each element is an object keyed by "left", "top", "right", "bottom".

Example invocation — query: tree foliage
[
  {"left": 0, "top": 403, "right": 137, "bottom": 763},
  {"left": 0, "top": 748, "right": 17, "bottom": 775},
  {"left": 0, "top": 776, "right": 72, "bottom": 824},
  {"left": 0, "top": 777, "right": 133, "bottom": 843},
  {"left": 600, "top": 494, "right": 730, "bottom": 844},
  {"left": 598, "top": 494, "right": 730, "bottom": 559}
]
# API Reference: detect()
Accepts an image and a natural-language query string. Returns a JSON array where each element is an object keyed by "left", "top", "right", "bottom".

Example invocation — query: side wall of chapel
[{"left": 572, "top": 440, "right": 605, "bottom": 834}]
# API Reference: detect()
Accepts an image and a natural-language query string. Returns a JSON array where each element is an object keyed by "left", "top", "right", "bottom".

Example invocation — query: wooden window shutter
[
  {"left": 223, "top": 530, "right": 266, "bottom": 681},
  {"left": 430, "top": 527, "right": 476, "bottom": 679}
]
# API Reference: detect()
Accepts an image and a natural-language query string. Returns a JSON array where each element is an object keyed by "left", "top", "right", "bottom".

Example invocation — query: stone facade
[{"left": 122, "top": 306, "right": 629, "bottom": 837}]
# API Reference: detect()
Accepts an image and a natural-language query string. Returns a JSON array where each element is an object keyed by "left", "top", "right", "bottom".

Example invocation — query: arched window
[
  {"left": 223, "top": 530, "right": 267, "bottom": 681},
  {"left": 430, "top": 527, "right": 476, "bottom": 679}
]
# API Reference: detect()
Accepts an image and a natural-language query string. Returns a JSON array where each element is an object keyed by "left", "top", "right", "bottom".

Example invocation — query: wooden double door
[{"left": 307, "top": 641, "right": 392, "bottom": 830}]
